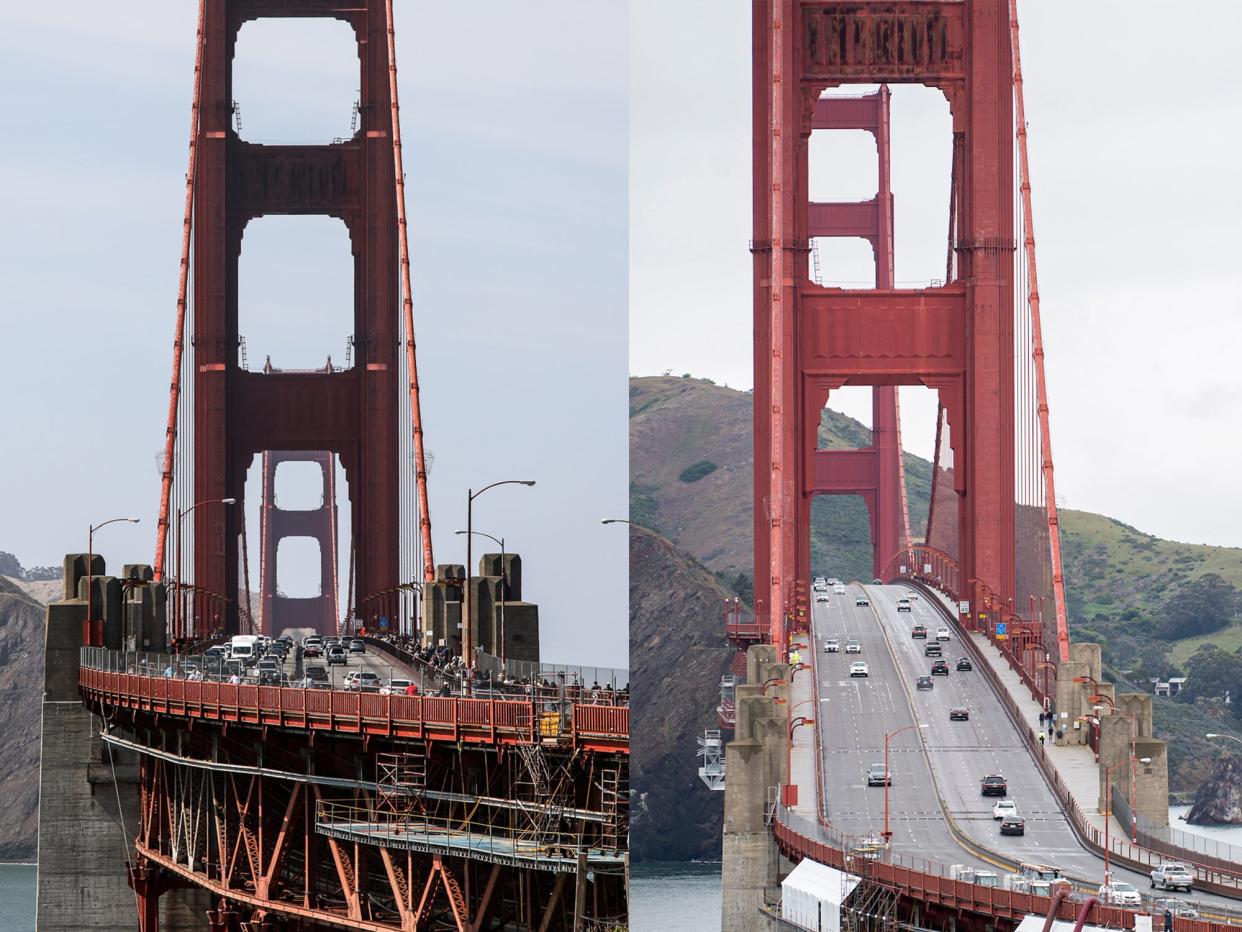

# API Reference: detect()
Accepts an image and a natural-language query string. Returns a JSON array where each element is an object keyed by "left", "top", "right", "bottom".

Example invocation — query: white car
[
  {"left": 992, "top": 800, "right": 1017, "bottom": 821},
  {"left": 834, "top": 585, "right": 845, "bottom": 595},
  {"left": 816, "top": 593, "right": 829, "bottom": 603},
  {"left": 1099, "top": 881, "right": 1141, "bottom": 907},
  {"left": 907, "top": 592, "right": 919, "bottom": 600},
  {"left": 380, "top": 678, "right": 414, "bottom": 696},
  {"left": 845, "top": 640, "right": 862, "bottom": 654},
  {"left": 823, "top": 639, "right": 840, "bottom": 653},
  {"left": 855, "top": 596, "right": 869, "bottom": 606},
  {"left": 849, "top": 661, "right": 869, "bottom": 677},
  {"left": 897, "top": 599, "right": 911, "bottom": 612},
  {"left": 936, "top": 627, "right": 951, "bottom": 641}
]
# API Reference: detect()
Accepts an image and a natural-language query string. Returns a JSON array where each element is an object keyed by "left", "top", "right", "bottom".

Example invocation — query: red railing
[{"left": 79, "top": 666, "right": 628, "bottom": 753}]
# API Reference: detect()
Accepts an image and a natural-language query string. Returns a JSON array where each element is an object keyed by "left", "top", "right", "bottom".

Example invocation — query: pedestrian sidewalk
[{"left": 788, "top": 634, "right": 821, "bottom": 824}]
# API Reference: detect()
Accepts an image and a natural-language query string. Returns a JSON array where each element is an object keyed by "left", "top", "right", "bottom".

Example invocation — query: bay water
[{"left": 0, "top": 864, "right": 35, "bottom": 932}]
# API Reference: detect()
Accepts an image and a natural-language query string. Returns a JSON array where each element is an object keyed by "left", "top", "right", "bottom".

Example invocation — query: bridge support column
[{"left": 722, "top": 645, "right": 792, "bottom": 932}]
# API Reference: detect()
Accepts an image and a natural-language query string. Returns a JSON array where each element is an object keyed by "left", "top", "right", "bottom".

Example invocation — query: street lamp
[
  {"left": 87, "top": 517, "right": 140, "bottom": 643},
  {"left": 464, "top": 480, "right": 534, "bottom": 672},
  {"left": 882, "top": 724, "right": 928, "bottom": 843},
  {"left": 455, "top": 529, "right": 508, "bottom": 666},
  {"left": 1207, "top": 733, "right": 1242, "bottom": 745},
  {"left": 1103, "top": 755, "right": 1151, "bottom": 884},
  {"left": 175, "top": 498, "right": 236, "bottom": 641}
]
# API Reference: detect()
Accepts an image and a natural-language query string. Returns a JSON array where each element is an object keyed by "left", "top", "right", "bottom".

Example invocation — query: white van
[{"left": 228, "top": 635, "right": 260, "bottom": 664}]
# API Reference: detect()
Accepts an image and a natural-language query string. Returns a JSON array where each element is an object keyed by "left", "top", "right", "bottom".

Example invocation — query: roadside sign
[
  {"left": 959, "top": 601, "right": 970, "bottom": 614},
  {"left": 899, "top": 565, "right": 908, "bottom": 574},
  {"left": 923, "top": 563, "right": 932, "bottom": 574},
  {"left": 996, "top": 621, "right": 1008, "bottom": 640}
]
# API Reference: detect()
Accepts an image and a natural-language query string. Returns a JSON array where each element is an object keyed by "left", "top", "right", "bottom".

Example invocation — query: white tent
[
  {"left": 781, "top": 858, "right": 861, "bottom": 932},
  {"left": 1014, "top": 917, "right": 1141, "bottom": 932}
]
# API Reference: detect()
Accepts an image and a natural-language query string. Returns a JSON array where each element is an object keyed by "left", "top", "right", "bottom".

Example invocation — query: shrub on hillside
[
  {"left": 678, "top": 460, "right": 718, "bottom": 483},
  {"left": 1157, "top": 573, "right": 1240, "bottom": 639},
  {"left": 1177, "top": 644, "right": 1242, "bottom": 705}
]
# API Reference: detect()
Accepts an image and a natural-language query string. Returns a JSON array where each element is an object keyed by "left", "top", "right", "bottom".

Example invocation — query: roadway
[{"left": 811, "top": 581, "right": 1242, "bottom": 916}]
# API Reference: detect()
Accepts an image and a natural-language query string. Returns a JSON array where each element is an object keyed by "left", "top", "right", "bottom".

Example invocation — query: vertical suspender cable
[
  {"left": 384, "top": 0, "right": 435, "bottom": 584},
  {"left": 1011, "top": 0, "right": 1069, "bottom": 662},
  {"left": 767, "top": 0, "right": 787, "bottom": 656},
  {"left": 155, "top": 0, "right": 206, "bottom": 579}
]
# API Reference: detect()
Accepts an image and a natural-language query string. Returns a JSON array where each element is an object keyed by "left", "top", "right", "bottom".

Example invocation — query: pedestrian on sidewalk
[
  {"left": 1038, "top": 732, "right": 1045, "bottom": 746},
  {"left": 1038, "top": 711, "right": 1045, "bottom": 727}
]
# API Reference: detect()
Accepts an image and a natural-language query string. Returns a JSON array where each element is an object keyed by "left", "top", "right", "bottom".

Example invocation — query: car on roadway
[
  {"left": 849, "top": 661, "right": 869, "bottom": 677},
  {"left": 992, "top": 800, "right": 1018, "bottom": 820},
  {"left": 824, "top": 639, "right": 840, "bottom": 653},
  {"left": 349, "top": 638, "right": 366, "bottom": 653},
  {"left": 981, "top": 774, "right": 1007, "bottom": 797},
  {"left": 1150, "top": 863, "right": 1194, "bottom": 892},
  {"left": 999, "top": 815, "right": 1025, "bottom": 836},
  {"left": 855, "top": 596, "right": 869, "bottom": 606},
  {"left": 1099, "top": 880, "right": 1142, "bottom": 907},
  {"left": 827, "top": 578, "right": 840, "bottom": 587},
  {"left": 816, "top": 593, "right": 829, "bottom": 603},
  {"left": 834, "top": 585, "right": 846, "bottom": 595},
  {"left": 931, "top": 659, "right": 949, "bottom": 676},
  {"left": 380, "top": 678, "right": 414, "bottom": 696},
  {"left": 1151, "top": 897, "right": 1199, "bottom": 919},
  {"left": 916, "top": 675, "right": 934, "bottom": 690},
  {"left": 303, "top": 643, "right": 322, "bottom": 658},
  {"left": 911, "top": 625, "right": 927, "bottom": 639},
  {"left": 956, "top": 657, "right": 973, "bottom": 671},
  {"left": 924, "top": 642, "right": 942, "bottom": 657},
  {"left": 949, "top": 707, "right": 970, "bottom": 721},
  {"left": 907, "top": 592, "right": 918, "bottom": 601},
  {"left": 866, "top": 764, "right": 891, "bottom": 786},
  {"left": 303, "top": 665, "right": 330, "bottom": 688},
  {"left": 936, "top": 626, "right": 951, "bottom": 640},
  {"left": 257, "top": 657, "right": 281, "bottom": 676},
  {"left": 343, "top": 670, "right": 381, "bottom": 692},
  {"left": 872, "top": 578, "right": 883, "bottom": 585},
  {"left": 897, "top": 598, "right": 912, "bottom": 612},
  {"left": 326, "top": 646, "right": 347, "bottom": 666},
  {"left": 845, "top": 640, "right": 862, "bottom": 653}
]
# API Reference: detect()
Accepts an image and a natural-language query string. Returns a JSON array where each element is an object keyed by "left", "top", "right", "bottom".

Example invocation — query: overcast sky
[
  {"left": 631, "top": 0, "right": 1242, "bottom": 552},
  {"left": 0, "top": 2, "right": 628, "bottom": 667}
]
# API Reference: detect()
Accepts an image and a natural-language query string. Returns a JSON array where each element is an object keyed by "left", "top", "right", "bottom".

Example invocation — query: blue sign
[
  {"left": 995, "top": 621, "right": 1008, "bottom": 640},
  {"left": 379, "top": 615, "right": 390, "bottom": 630}
]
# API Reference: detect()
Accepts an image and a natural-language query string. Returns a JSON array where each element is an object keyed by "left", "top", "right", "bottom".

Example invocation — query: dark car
[
  {"left": 924, "top": 642, "right": 942, "bottom": 657},
  {"left": 1000, "top": 815, "right": 1025, "bottom": 836},
  {"left": 956, "top": 657, "right": 973, "bottom": 672},
  {"left": 303, "top": 643, "right": 322, "bottom": 658},
  {"left": 950, "top": 707, "right": 970, "bottom": 721},
  {"left": 981, "top": 774, "right": 1007, "bottom": 797},
  {"left": 916, "top": 676, "right": 934, "bottom": 691},
  {"left": 911, "top": 625, "right": 927, "bottom": 639},
  {"left": 304, "top": 665, "right": 330, "bottom": 688},
  {"left": 931, "top": 659, "right": 950, "bottom": 676}
]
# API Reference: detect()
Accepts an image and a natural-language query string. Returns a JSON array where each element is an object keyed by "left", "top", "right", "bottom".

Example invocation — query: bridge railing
[{"left": 78, "top": 647, "right": 628, "bottom": 751}]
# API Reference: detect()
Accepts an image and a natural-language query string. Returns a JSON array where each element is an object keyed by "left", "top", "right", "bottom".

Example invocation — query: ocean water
[
  {"left": 0, "top": 864, "right": 35, "bottom": 932},
  {"left": 1169, "top": 805, "right": 1242, "bottom": 860},
  {"left": 631, "top": 861, "right": 722, "bottom": 931}
]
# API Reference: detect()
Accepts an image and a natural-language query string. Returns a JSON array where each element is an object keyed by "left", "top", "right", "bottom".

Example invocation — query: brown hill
[
  {"left": 630, "top": 375, "right": 932, "bottom": 589},
  {"left": 0, "top": 576, "right": 45, "bottom": 861},
  {"left": 629, "top": 527, "right": 735, "bottom": 861}
]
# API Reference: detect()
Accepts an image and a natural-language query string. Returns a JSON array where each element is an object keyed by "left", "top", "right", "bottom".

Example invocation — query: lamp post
[
  {"left": 1206, "top": 733, "right": 1242, "bottom": 745},
  {"left": 882, "top": 724, "right": 928, "bottom": 843},
  {"left": 464, "top": 481, "right": 534, "bottom": 674},
  {"left": 456, "top": 529, "right": 507, "bottom": 666},
  {"left": 175, "top": 498, "right": 236, "bottom": 641},
  {"left": 87, "top": 517, "right": 140, "bottom": 644},
  {"left": 1102, "top": 755, "right": 1151, "bottom": 885}
]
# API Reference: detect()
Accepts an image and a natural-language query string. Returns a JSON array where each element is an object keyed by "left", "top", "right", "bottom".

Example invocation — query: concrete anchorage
[
  {"left": 1055, "top": 641, "right": 1169, "bottom": 828},
  {"left": 722, "top": 644, "right": 791, "bottom": 932}
]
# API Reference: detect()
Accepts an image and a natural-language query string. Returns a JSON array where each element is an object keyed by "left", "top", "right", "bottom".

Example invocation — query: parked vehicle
[
  {"left": 1150, "top": 863, "right": 1194, "bottom": 892},
  {"left": 1099, "top": 880, "right": 1141, "bottom": 907}
]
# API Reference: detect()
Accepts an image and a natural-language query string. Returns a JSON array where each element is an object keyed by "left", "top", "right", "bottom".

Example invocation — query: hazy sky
[
  {"left": 631, "top": 1, "right": 1242, "bottom": 551},
  {"left": 0, "top": 2, "right": 628, "bottom": 667}
]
